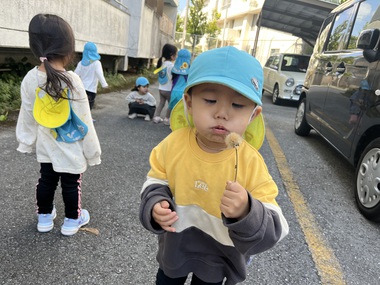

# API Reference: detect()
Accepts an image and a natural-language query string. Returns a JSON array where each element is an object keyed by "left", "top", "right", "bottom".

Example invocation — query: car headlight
[
  {"left": 294, "top": 85, "right": 302, "bottom": 95},
  {"left": 285, "top": 78, "right": 295, "bottom": 87}
]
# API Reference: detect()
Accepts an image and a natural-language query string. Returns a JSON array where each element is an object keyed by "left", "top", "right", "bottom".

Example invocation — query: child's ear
[
  {"left": 250, "top": 106, "right": 262, "bottom": 122},
  {"left": 184, "top": 93, "right": 193, "bottom": 115}
]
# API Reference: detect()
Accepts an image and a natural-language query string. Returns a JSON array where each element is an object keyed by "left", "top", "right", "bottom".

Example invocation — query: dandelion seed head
[{"left": 225, "top": 132, "right": 242, "bottom": 149}]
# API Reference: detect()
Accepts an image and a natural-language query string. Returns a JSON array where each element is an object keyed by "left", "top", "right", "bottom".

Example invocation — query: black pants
[
  {"left": 36, "top": 163, "right": 82, "bottom": 219},
  {"left": 156, "top": 268, "right": 223, "bottom": 285},
  {"left": 128, "top": 102, "right": 156, "bottom": 119},
  {"left": 86, "top": 90, "right": 96, "bottom": 110}
]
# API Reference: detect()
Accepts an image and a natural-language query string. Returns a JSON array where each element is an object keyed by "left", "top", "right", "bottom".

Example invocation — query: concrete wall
[
  {"left": 126, "top": 0, "right": 177, "bottom": 61},
  {"left": 0, "top": 0, "right": 130, "bottom": 70}
]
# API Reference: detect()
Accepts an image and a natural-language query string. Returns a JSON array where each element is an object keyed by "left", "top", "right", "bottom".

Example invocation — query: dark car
[{"left": 294, "top": 0, "right": 380, "bottom": 222}]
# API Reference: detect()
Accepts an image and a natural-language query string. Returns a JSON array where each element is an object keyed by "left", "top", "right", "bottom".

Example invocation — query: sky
[{"left": 178, "top": 0, "right": 187, "bottom": 13}]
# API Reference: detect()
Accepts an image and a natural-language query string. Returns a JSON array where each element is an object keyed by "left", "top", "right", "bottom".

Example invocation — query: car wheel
[
  {"left": 294, "top": 98, "right": 311, "bottom": 136},
  {"left": 272, "top": 85, "right": 281, "bottom": 105},
  {"left": 355, "top": 138, "right": 380, "bottom": 222}
]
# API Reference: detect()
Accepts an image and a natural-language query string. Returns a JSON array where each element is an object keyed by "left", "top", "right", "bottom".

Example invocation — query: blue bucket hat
[
  {"left": 81, "top": 42, "right": 101, "bottom": 66},
  {"left": 136, "top": 77, "right": 149, "bottom": 86},
  {"left": 185, "top": 46, "right": 263, "bottom": 106},
  {"left": 172, "top": 49, "right": 191, "bottom": 75}
]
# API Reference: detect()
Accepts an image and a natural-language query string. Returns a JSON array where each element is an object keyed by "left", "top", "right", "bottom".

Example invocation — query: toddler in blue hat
[
  {"left": 126, "top": 77, "right": 156, "bottom": 121},
  {"left": 139, "top": 46, "right": 289, "bottom": 285},
  {"left": 168, "top": 48, "right": 191, "bottom": 111},
  {"left": 75, "top": 42, "right": 108, "bottom": 111}
]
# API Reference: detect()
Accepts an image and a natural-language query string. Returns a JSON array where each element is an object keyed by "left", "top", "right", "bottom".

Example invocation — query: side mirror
[
  {"left": 357, "top": 29, "right": 379, "bottom": 50},
  {"left": 357, "top": 29, "right": 380, "bottom": 63}
]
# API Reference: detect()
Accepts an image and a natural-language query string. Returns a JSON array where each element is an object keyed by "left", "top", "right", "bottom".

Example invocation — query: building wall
[
  {"left": 256, "top": 27, "right": 305, "bottom": 66},
  {"left": 0, "top": 0, "right": 129, "bottom": 59},
  {"left": 199, "top": 0, "right": 304, "bottom": 65},
  {"left": 120, "top": 0, "right": 177, "bottom": 67},
  {"left": 139, "top": 7, "right": 156, "bottom": 58},
  {"left": 0, "top": 0, "right": 178, "bottom": 71}
]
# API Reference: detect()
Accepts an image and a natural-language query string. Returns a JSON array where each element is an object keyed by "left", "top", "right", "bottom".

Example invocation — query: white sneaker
[
  {"left": 163, "top": 118, "right": 170, "bottom": 125},
  {"left": 37, "top": 207, "right": 57, "bottom": 233},
  {"left": 61, "top": 209, "right": 90, "bottom": 236},
  {"left": 144, "top": 115, "right": 151, "bottom": 121},
  {"left": 128, "top": 113, "right": 137, "bottom": 119},
  {"left": 153, "top": 116, "right": 163, "bottom": 123}
]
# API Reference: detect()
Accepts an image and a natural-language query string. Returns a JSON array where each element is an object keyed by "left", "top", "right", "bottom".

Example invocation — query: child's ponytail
[
  {"left": 157, "top": 44, "right": 178, "bottom": 68},
  {"left": 43, "top": 60, "right": 74, "bottom": 99},
  {"left": 157, "top": 57, "right": 164, "bottom": 69},
  {"left": 28, "top": 14, "right": 75, "bottom": 99}
]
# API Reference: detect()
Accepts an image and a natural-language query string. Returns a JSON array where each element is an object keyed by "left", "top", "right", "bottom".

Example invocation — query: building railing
[{"left": 318, "top": 0, "right": 340, "bottom": 4}]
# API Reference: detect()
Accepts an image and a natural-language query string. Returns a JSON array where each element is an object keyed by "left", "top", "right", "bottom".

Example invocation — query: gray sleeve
[
  {"left": 222, "top": 193, "right": 289, "bottom": 255},
  {"left": 139, "top": 183, "right": 175, "bottom": 234}
]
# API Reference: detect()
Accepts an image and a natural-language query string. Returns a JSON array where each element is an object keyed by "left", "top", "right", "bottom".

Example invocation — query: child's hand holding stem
[
  {"left": 221, "top": 132, "right": 249, "bottom": 219},
  {"left": 220, "top": 181, "right": 249, "bottom": 219}
]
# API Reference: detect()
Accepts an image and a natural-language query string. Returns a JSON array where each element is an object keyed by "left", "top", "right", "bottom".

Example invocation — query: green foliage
[
  {"left": 176, "top": 1, "right": 221, "bottom": 48},
  {"left": 188, "top": 0, "right": 208, "bottom": 46},
  {"left": 98, "top": 69, "right": 157, "bottom": 94},
  {"left": 0, "top": 57, "right": 34, "bottom": 80},
  {"left": 0, "top": 78, "right": 22, "bottom": 115},
  {"left": 176, "top": 14, "right": 184, "bottom": 33},
  {"left": 0, "top": 56, "right": 32, "bottom": 117},
  {"left": 205, "top": 9, "right": 221, "bottom": 38},
  {"left": 0, "top": 111, "right": 8, "bottom": 121}
]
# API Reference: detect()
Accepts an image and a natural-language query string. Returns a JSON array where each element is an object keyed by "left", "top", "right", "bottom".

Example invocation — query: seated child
[{"left": 126, "top": 77, "right": 156, "bottom": 121}]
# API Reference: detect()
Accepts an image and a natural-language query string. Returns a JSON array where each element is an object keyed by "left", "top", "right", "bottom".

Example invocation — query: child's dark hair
[
  {"left": 157, "top": 44, "right": 178, "bottom": 68},
  {"left": 28, "top": 14, "right": 75, "bottom": 99},
  {"left": 131, "top": 84, "right": 147, "bottom": 92}
]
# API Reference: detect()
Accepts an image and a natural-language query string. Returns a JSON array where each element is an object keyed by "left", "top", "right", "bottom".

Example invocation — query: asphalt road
[{"left": 0, "top": 81, "right": 379, "bottom": 284}]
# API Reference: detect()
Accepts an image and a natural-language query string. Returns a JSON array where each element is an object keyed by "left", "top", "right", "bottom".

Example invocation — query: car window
[
  {"left": 326, "top": 5, "right": 355, "bottom": 51},
  {"left": 281, "top": 55, "right": 310, "bottom": 73},
  {"left": 316, "top": 14, "right": 335, "bottom": 53},
  {"left": 347, "top": 0, "right": 380, "bottom": 49},
  {"left": 265, "top": 56, "right": 274, "bottom": 67},
  {"left": 271, "top": 56, "right": 280, "bottom": 69}
]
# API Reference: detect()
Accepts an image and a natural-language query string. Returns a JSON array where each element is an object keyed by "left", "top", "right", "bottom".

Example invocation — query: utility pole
[
  {"left": 221, "top": 0, "right": 230, "bottom": 47},
  {"left": 252, "top": 11, "right": 262, "bottom": 57},
  {"left": 181, "top": 0, "right": 190, "bottom": 49}
]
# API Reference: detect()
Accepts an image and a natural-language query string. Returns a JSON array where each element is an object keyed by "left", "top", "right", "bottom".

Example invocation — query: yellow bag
[
  {"left": 33, "top": 88, "right": 70, "bottom": 128},
  {"left": 33, "top": 88, "right": 88, "bottom": 143}
]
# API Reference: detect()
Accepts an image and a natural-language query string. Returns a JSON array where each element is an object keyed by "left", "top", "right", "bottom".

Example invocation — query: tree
[
  {"left": 205, "top": 9, "right": 221, "bottom": 38},
  {"left": 176, "top": 14, "right": 184, "bottom": 33},
  {"left": 339, "top": 0, "right": 348, "bottom": 3},
  {"left": 176, "top": 0, "right": 221, "bottom": 51},
  {"left": 187, "top": 0, "right": 208, "bottom": 48}
]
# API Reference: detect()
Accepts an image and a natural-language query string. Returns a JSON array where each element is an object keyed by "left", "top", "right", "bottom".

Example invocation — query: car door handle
[
  {"left": 325, "top": 63, "right": 333, "bottom": 72},
  {"left": 336, "top": 67, "right": 346, "bottom": 73},
  {"left": 336, "top": 62, "right": 346, "bottom": 74}
]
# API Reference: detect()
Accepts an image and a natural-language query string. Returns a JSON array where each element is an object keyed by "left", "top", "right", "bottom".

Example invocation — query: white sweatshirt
[{"left": 16, "top": 67, "right": 101, "bottom": 174}]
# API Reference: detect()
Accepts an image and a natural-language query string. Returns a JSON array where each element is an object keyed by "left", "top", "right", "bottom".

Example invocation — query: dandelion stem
[{"left": 234, "top": 147, "right": 238, "bottom": 182}]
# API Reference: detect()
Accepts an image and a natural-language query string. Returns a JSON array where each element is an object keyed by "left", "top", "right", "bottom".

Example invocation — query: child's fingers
[
  {"left": 153, "top": 202, "right": 173, "bottom": 217},
  {"left": 160, "top": 200, "right": 170, "bottom": 209},
  {"left": 221, "top": 182, "right": 249, "bottom": 219},
  {"left": 152, "top": 201, "right": 178, "bottom": 232},
  {"left": 225, "top": 180, "right": 239, "bottom": 192},
  {"left": 161, "top": 225, "right": 177, "bottom": 232},
  {"left": 156, "top": 213, "right": 178, "bottom": 232}
]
